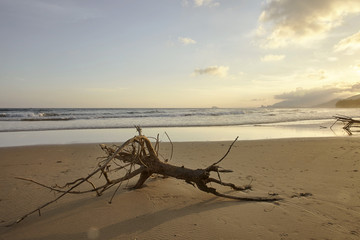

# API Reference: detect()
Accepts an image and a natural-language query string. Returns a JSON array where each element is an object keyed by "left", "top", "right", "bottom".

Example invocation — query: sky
[{"left": 1, "top": 0, "right": 360, "bottom": 108}]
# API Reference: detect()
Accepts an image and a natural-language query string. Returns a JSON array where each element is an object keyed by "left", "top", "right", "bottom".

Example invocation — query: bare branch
[
  {"left": 9, "top": 132, "right": 281, "bottom": 226},
  {"left": 208, "top": 136, "right": 239, "bottom": 168}
]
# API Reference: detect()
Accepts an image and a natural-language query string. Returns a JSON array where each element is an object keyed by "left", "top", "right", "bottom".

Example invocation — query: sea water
[
  {"left": 0, "top": 108, "right": 358, "bottom": 146},
  {"left": 1, "top": 108, "right": 359, "bottom": 132}
]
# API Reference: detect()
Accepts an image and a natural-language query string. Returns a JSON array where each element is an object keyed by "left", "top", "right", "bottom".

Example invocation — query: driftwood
[
  {"left": 8, "top": 129, "right": 281, "bottom": 226},
  {"left": 331, "top": 115, "right": 360, "bottom": 135}
]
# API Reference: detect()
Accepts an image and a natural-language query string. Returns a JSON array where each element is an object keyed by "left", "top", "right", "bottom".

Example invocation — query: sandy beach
[{"left": 1, "top": 137, "right": 360, "bottom": 240}]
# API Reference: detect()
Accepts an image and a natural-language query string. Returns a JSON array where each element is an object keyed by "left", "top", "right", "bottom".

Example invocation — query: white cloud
[
  {"left": 351, "top": 63, "right": 360, "bottom": 75},
  {"left": 327, "top": 57, "right": 338, "bottom": 62},
  {"left": 184, "top": 0, "right": 220, "bottom": 7},
  {"left": 195, "top": 0, "right": 219, "bottom": 7},
  {"left": 178, "top": 37, "right": 197, "bottom": 45},
  {"left": 193, "top": 65, "right": 229, "bottom": 78},
  {"left": 257, "top": 0, "right": 360, "bottom": 48},
  {"left": 261, "top": 54, "right": 285, "bottom": 62},
  {"left": 306, "top": 69, "right": 327, "bottom": 80},
  {"left": 334, "top": 31, "right": 360, "bottom": 54}
]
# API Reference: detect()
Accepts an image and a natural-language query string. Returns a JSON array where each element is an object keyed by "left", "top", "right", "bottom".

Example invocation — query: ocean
[
  {"left": 1, "top": 107, "right": 359, "bottom": 132},
  {"left": 0, "top": 108, "right": 359, "bottom": 146}
]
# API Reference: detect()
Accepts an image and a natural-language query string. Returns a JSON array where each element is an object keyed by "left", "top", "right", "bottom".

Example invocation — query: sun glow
[{"left": 1, "top": 0, "right": 360, "bottom": 108}]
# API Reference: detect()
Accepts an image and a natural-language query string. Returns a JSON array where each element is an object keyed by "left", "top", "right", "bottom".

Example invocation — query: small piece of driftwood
[{"left": 331, "top": 115, "right": 360, "bottom": 134}]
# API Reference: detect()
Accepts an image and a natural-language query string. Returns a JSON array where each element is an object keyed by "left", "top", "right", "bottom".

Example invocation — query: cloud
[
  {"left": 257, "top": 0, "right": 360, "bottom": 48},
  {"left": 306, "top": 69, "right": 326, "bottom": 80},
  {"left": 182, "top": 0, "right": 220, "bottom": 7},
  {"left": 351, "top": 63, "right": 360, "bottom": 74},
  {"left": 291, "top": 68, "right": 328, "bottom": 81},
  {"left": 193, "top": 65, "right": 229, "bottom": 78},
  {"left": 275, "top": 87, "right": 339, "bottom": 100},
  {"left": 327, "top": 57, "right": 338, "bottom": 62},
  {"left": 333, "top": 31, "right": 360, "bottom": 54},
  {"left": 194, "top": 0, "right": 220, "bottom": 7},
  {"left": 261, "top": 54, "right": 285, "bottom": 62},
  {"left": 178, "top": 37, "right": 197, "bottom": 45},
  {"left": 273, "top": 82, "right": 360, "bottom": 107},
  {"left": 351, "top": 82, "right": 360, "bottom": 91},
  {"left": 251, "top": 98, "right": 266, "bottom": 102},
  {"left": 274, "top": 87, "right": 343, "bottom": 107}
]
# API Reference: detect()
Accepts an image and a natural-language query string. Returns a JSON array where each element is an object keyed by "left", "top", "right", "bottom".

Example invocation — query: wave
[
  {"left": 0, "top": 108, "right": 246, "bottom": 121},
  {"left": 1, "top": 107, "right": 360, "bottom": 132},
  {"left": 39, "top": 112, "right": 59, "bottom": 117},
  {"left": 21, "top": 118, "right": 74, "bottom": 121}
]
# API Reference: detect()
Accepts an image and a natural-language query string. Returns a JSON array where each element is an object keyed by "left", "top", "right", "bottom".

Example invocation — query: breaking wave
[{"left": 0, "top": 107, "right": 359, "bottom": 132}]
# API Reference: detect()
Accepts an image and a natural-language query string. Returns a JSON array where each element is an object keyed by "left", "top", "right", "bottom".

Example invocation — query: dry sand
[{"left": 0, "top": 137, "right": 359, "bottom": 240}]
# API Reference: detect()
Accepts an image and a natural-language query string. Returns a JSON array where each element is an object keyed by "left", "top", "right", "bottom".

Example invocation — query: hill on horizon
[{"left": 335, "top": 94, "right": 360, "bottom": 108}]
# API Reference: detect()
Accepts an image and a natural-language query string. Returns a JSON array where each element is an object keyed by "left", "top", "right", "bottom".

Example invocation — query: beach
[
  {"left": 1, "top": 137, "right": 360, "bottom": 239},
  {"left": 3, "top": 0, "right": 360, "bottom": 238}
]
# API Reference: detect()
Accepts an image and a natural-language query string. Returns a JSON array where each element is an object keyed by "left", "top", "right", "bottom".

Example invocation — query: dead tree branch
[{"left": 8, "top": 131, "right": 281, "bottom": 226}]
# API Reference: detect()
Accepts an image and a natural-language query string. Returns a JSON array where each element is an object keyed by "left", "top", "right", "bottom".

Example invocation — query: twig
[
  {"left": 164, "top": 132, "right": 173, "bottom": 162},
  {"left": 8, "top": 138, "right": 135, "bottom": 226},
  {"left": 208, "top": 136, "right": 239, "bottom": 167}
]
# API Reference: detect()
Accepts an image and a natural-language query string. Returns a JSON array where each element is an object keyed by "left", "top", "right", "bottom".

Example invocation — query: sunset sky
[{"left": 1, "top": 0, "right": 360, "bottom": 108}]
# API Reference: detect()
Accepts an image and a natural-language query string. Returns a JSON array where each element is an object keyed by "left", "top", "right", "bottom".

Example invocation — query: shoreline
[
  {"left": 1, "top": 137, "right": 359, "bottom": 239},
  {"left": 0, "top": 118, "right": 338, "bottom": 132},
  {"left": 0, "top": 119, "right": 354, "bottom": 147}
]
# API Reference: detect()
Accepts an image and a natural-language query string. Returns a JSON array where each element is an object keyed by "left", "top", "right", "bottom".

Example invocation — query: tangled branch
[{"left": 8, "top": 131, "right": 281, "bottom": 226}]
